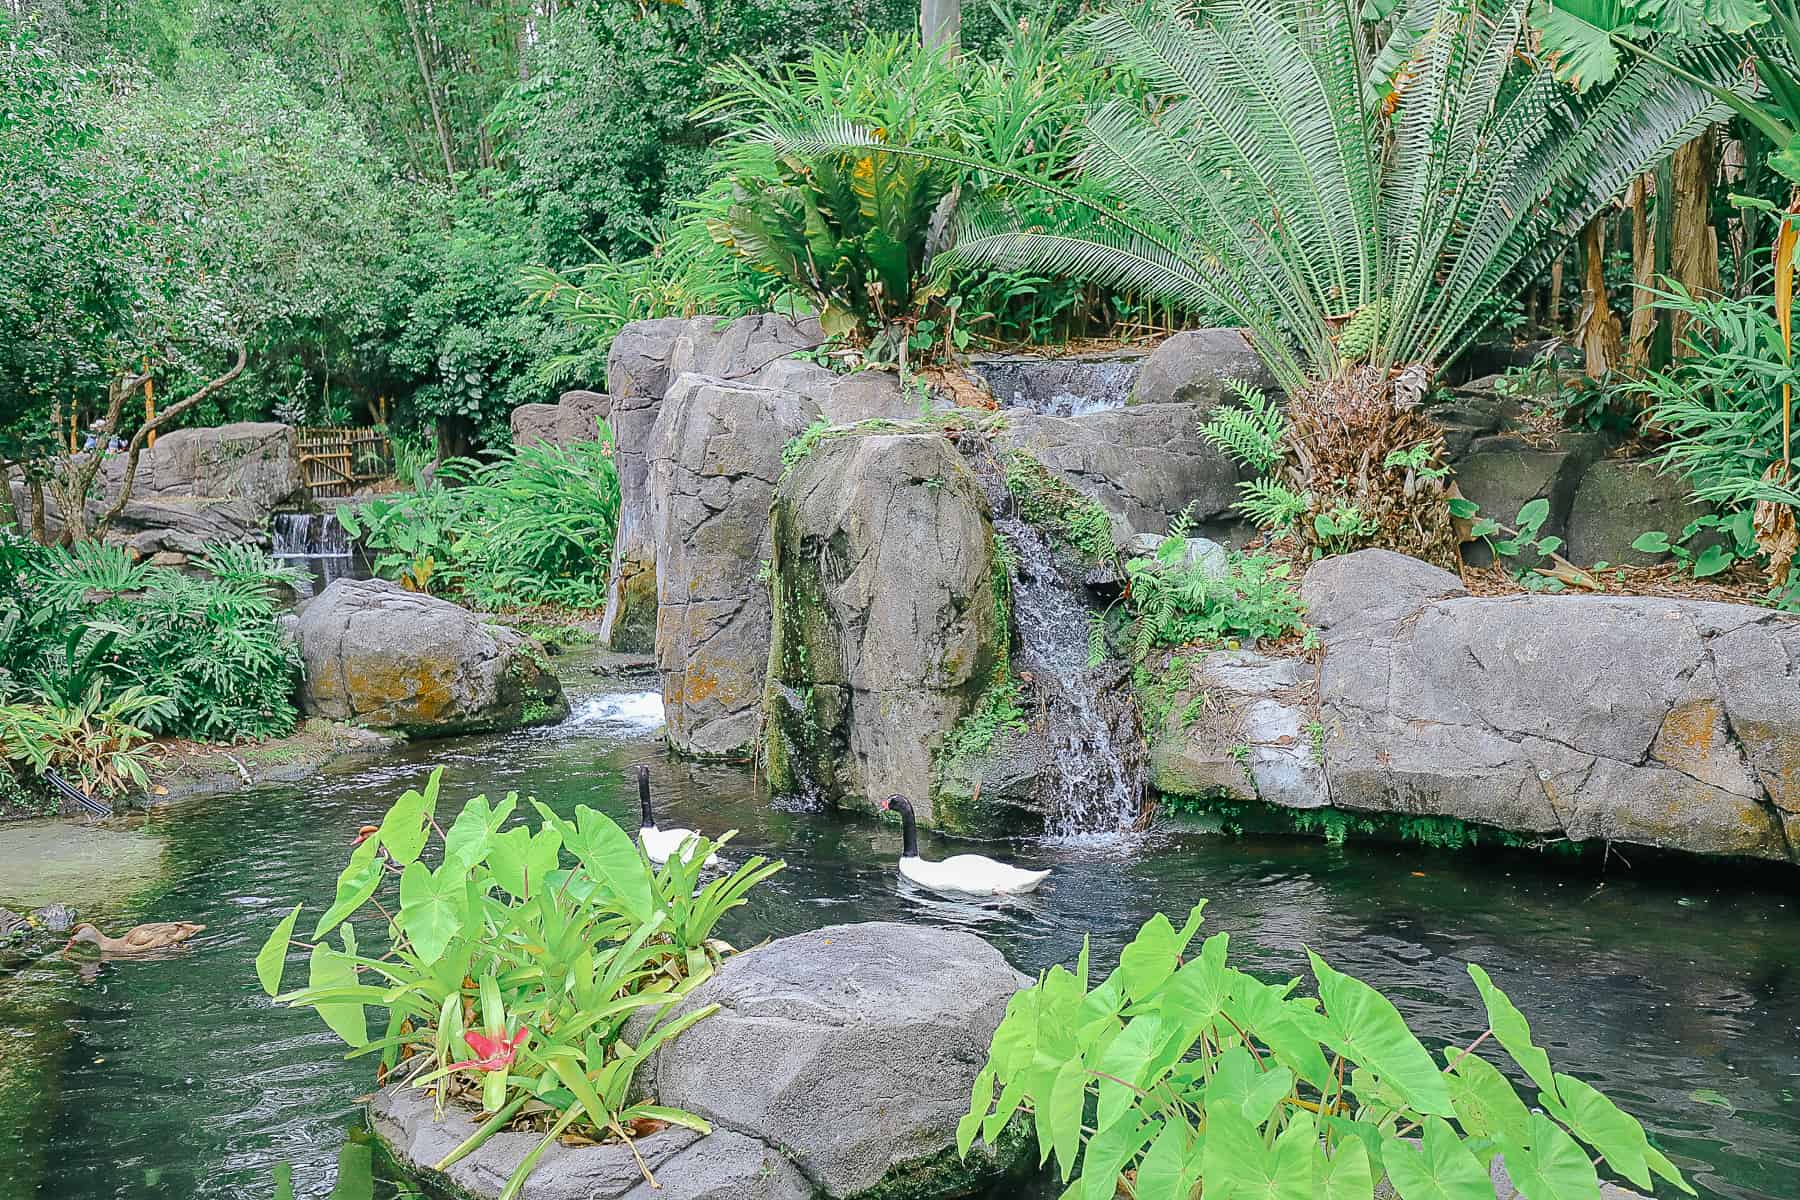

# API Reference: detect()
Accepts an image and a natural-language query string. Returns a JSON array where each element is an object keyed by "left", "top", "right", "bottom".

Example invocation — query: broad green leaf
[
  {"left": 568, "top": 804, "right": 654, "bottom": 923},
  {"left": 1208, "top": 1045, "right": 1294, "bottom": 1125},
  {"left": 1381, "top": 1118, "right": 1492, "bottom": 1200},
  {"left": 1119, "top": 913, "right": 1181, "bottom": 1002},
  {"left": 957, "top": 1064, "right": 995, "bottom": 1157},
  {"left": 1541, "top": 1072, "right": 1675, "bottom": 1192},
  {"left": 1225, "top": 970, "right": 1332, "bottom": 1089},
  {"left": 307, "top": 942, "right": 368, "bottom": 1046},
  {"left": 1692, "top": 544, "right": 1732, "bottom": 577},
  {"left": 1631, "top": 531, "right": 1672, "bottom": 553},
  {"left": 256, "top": 904, "right": 301, "bottom": 997},
  {"left": 1447, "top": 497, "right": 1480, "bottom": 520},
  {"left": 1134, "top": 1119, "right": 1195, "bottom": 1200},
  {"left": 1516, "top": 498, "right": 1551, "bottom": 533},
  {"left": 1530, "top": 1, "right": 1638, "bottom": 91},
  {"left": 1467, "top": 964, "right": 1559, "bottom": 1104},
  {"left": 1499, "top": 1112, "right": 1600, "bottom": 1200},
  {"left": 312, "top": 837, "right": 382, "bottom": 939},
  {"left": 443, "top": 792, "right": 516, "bottom": 875},
  {"left": 1094, "top": 1012, "right": 1167, "bottom": 1129},
  {"left": 1079, "top": 1112, "right": 1158, "bottom": 1200},
  {"left": 1162, "top": 931, "right": 1231, "bottom": 1027},
  {"left": 1048, "top": 1058, "right": 1086, "bottom": 1181},
  {"left": 328, "top": 1142, "right": 373, "bottom": 1200},
  {"left": 488, "top": 824, "right": 562, "bottom": 900},
  {"left": 983, "top": 1075, "right": 1029, "bottom": 1146},
  {"left": 1321, "top": 1137, "right": 1374, "bottom": 1200},
  {"left": 376, "top": 769, "right": 441, "bottom": 867},
  {"left": 1310, "top": 949, "right": 1452, "bottom": 1116},
  {"left": 1444, "top": 1048, "right": 1531, "bottom": 1145},
  {"left": 398, "top": 861, "right": 467, "bottom": 966},
  {"left": 1202, "top": 1106, "right": 1310, "bottom": 1200}
]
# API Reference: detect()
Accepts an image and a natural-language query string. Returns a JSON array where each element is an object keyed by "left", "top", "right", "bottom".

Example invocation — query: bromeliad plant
[
  {"left": 958, "top": 903, "right": 1694, "bottom": 1200},
  {"left": 257, "top": 770, "right": 783, "bottom": 1200}
]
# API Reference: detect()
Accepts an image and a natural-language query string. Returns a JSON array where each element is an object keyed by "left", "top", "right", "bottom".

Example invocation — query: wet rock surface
[
  {"left": 1149, "top": 549, "right": 1800, "bottom": 863},
  {"left": 1128, "top": 328, "right": 1278, "bottom": 408},
  {"left": 295, "top": 579, "right": 568, "bottom": 737},
  {"left": 764, "top": 433, "right": 1002, "bottom": 824}
]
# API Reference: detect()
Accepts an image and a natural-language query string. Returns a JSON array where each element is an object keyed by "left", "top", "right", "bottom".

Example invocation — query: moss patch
[{"left": 1159, "top": 791, "right": 1590, "bottom": 856}]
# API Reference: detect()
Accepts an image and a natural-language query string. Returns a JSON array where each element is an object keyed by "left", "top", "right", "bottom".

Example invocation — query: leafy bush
[
  {"left": 0, "top": 539, "right": 303, "bottom": 746},
  {"left": 958, "top": 903, "right": 1693, "bottom": 1200},
  {"left": 0, "top": 685, "right": 166, "bottom": 798},
  {"left": 340, "top": 426, "right": 621, "bottom": 610},
  {"left": 1124, "top": 537, "right": 1307, "bottom": 659},
  {"left": 259, "top": 771, "right": 783, "bottom": 1200}
]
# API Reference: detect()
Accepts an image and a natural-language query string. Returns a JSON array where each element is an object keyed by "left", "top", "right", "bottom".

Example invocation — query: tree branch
[{"left": 94, "top": 345, "right": 248, "bottom": 540}]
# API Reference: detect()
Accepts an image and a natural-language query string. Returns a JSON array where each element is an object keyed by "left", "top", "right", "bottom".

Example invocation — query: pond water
[{"left": 2, "top": 668, "right": 1797, "bottom": 1200}]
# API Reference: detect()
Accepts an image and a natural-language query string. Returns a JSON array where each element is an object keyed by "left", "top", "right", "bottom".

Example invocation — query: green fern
[
  {"left": 1200, "top": 383, "right": 1288, "bottom": 474},
  {"left": 1233, "top": 478, "right": 1310, "bottom": 533}
]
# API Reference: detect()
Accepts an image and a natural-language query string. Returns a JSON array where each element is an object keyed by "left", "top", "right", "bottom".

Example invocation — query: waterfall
[
  {"left": 271, "top": 512, "right": 361, "bottom": 597},
  {"left": 969, "top": 352, "right": 1143, "bottom": 416}
]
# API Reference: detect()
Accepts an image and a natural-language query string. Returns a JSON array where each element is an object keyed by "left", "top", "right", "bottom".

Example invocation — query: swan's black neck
[
  {"left": 891, "top": 796, "right": 919, "bottom": 858},
  {"left": 637, "top": 766, "right": 654, "bottom": 829}
]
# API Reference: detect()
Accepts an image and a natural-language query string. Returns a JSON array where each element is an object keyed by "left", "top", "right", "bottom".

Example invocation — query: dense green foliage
[
  {"left": 0, "top": 530, "right": 302, "bottom": 798},
  {"left": 960, "top": 903, "right": 1692, "bottom": 1200},
  {"left": 338, "top": 425, "right": 621, "bottom": 610},
  {"left": 260, "top": 771, "right": 783, "bottom": 1200}
]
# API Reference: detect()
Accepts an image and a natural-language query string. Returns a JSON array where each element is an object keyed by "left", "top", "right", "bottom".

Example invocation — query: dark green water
[{"left": 2, "top": 677, "right": 1797, "bottom": 1200}]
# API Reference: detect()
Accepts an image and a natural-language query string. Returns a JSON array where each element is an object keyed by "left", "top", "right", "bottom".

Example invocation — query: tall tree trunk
[
  {"left": 1666, "top": 128, "right": 1721, "bottom": 353},
  {"left": 1628, "top": 174, "right": 1656, "bottom": 364},
  {"left": 921, "top": 0, "right": 959, "bottom": 51},
  {"left": 1548, "top": 255, "right": 1564, "bottom": 330},
  {"left": 0, "top": 461, "right": 17, "bottom": 531},
  {"left": 401, "top": 0, "right": 457, "bottom": 180},
  {"left": 1576, "top": 214, "right": 1622, "bottom": 379}
]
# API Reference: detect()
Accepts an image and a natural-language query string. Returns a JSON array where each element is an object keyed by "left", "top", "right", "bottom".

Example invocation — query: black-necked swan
[
  {"left": 637, "top": 765, "right": 718, "bottom": 867},
  {"left": 879, "top": 794, "right": 1049, "bottom": 895}
]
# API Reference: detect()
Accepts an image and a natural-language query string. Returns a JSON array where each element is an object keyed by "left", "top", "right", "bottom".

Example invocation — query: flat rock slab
[
  {"left": 0, "top": 820, "right": 166, "bottom": 910},
  {"left": 369, "top": 1084, "right": 810, "bottom": 1200}
]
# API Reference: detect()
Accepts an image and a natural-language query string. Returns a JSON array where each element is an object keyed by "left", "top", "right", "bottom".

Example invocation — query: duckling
[{"left": 63, "top": 921, "right": 205, "bottom": 956}]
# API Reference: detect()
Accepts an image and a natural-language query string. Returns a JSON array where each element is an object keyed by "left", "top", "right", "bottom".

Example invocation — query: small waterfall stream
[
  {"left": 271, "top": 512, "right": 361, "bottom": 597},
  {"left": 998, "top": 513, "right": 1145, "bottom": 836},
  {"left": 969, "top": 352, "right": 1142, "bottom": 416}
]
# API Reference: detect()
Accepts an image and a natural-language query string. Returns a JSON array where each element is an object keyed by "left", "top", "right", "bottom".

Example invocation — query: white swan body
[
  {"left": 635, "top": 766, "right": 719, "bottom": 867},
  {"left": 881, "top": 795, "right": 1049, "bottom": 896}
]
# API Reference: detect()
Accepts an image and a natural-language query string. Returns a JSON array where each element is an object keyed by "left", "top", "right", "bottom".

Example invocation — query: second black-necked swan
[
  {"left": 637, "top": 765, "right": 718, "bottom": 866},
  {"left": 879, "top": 794, "right": 1049, "bottom": 895}
]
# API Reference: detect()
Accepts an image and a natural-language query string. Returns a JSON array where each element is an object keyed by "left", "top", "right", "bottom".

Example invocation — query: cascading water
[
  {"left": 969, "top": 352, "right": 1143, "bottom": 416},
  {"left": 271, "top": 512, "right": 361, "bottom": 597},
  {"left": 997, "top": 512, "right": 1145, "bottom": 836}
]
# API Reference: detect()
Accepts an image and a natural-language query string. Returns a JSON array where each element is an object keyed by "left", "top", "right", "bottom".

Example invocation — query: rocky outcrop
[
  {"left": 647, "top": 378, "right": 821, "bottom": 759},
  {"left": 1145, "top": 650, "right": 1328, "bottom": 809},
  {"left": 509, "top": 389, "right": 611, "bottom": 448},
  {"left": 1566, "top": 458, "right": 1713, "bottom": 566},
  {"left": 599, "top": 315, "right": 824, "bottom": 653},
  {"left": 1128, "top": 328, "right": 1278, "bottom": 408},
  {"left": 371, "top": 922, "right": 1027, "bottom": 1200},
  {"left": 971, "top": 350, "right": 1143, "bottom": 415},
  {"left": 1149, "top": 549, "right": 1800, "bottom": 863},
  {"left": 15, "top": 422, "right": 307, "bottom": 557},
  {"left": 765, "top": 433, "right": 1004, "bottom": 825},
  {"left": 370, "top": 1089, "right": 811, "bottom": 1200},
  {"left": 638, "top": 923, "right": 1030, "bottom": 1199},
  {"left": 600, "top": 316, "right": 723, "bottom": 653},
  {"left": 294, "top": 578, "right": 567, "bottom": 737},
  {"left": 994, "top": 403, "right": 1244, "bottom": 541},
  {"left": 1450, "top": 429, "right": 1610, "bottom": 568}
]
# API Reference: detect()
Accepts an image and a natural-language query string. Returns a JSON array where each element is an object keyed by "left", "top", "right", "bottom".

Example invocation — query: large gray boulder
[
  {"left": 764, "top": 433, "right": 1004, "bottom": 826},
  {"left": 369, "top": 1087, "right": 810, "bottom": 1200},
  {"left": 1150, "top": 550, "right": 1800, "bottom": 862},
  {"left": 637, "top": 923, "right": 1030, "bottom": 1199},
  {"left": 680, "top": 311, "right": 824, "bottom": 381},
  {"left": 994, "top": 403, "right": 1244, "bottom": 541},
  {"left": 1128, "top": 328, "right": 1278, "bottom": 409},
  {"left": 100, "top": 422, "right": 306, "bottom": 512},
  {"left": 508, "top": 390, "right": 612, "bottom": 448},
  {"left": 599, "top": 316, "right": 724, "bottom": 653},
  {"left": 647, "top": 378, "right": 821, "bottom": 759},
  {"left": 1297, "top": 552, "right": 1796, "bottom": 860},
  {"left": 1565, "top": 457, "right": 1712, "bottom": 566},
  {"left": 1451, "top": 430, "right": 1609, "bottom": 567},
  {"left": 295, "top": 578, "right": 567, "bottom": 737}
]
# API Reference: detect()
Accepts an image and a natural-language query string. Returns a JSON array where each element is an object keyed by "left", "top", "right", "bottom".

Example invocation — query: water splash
[
  {"left": 969, "top": 353, "right": 1142, "bottom": 417},
  {"left": 567, "top": 691, "right": 666, "bottom": 732},
  {"left": 271, "top": 512, "right": 359, "bottom": 597},
  {"left": 1000, "top": 516, "right": 1143, "bottom": 835}
]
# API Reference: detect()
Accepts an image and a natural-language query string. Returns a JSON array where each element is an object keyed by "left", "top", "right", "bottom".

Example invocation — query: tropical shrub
[
  {"left": 775, "top": 0, "right": 1740, "bottom": 561},
  {"left": 0, "top": 539, "right": 303, "bottom": 746},
  {"left": 1122, "top": 516, "right": 1308, "bottom": 659},
  {"left": 0, "top": 686, "right": 166, "bottom": 798},
  {"left": 339, "top": 426, "right": 622, "bottom": 610},
  {"left": 258, "top": 771, "right": 783, "bottom": 1200},
  {"left": 958, "top": 902, "right": 1693, "bottom": 1200}
]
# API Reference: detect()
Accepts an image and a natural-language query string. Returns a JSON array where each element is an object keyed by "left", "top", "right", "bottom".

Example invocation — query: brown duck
[{"left": 64, "top": 921, "right": 205, "bottom": 955}]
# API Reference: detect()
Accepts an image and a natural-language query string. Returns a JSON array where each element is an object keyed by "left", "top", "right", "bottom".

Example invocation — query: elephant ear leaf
[
  {"left": 1381, "top": 1117, "right": 1491, "bottom": 1200},
  {"left": 1467, "top": 964, "right": 1559, "bottom": 1105},
  {"left": 256, "top": 904, "right": 302, "bottom": 997},
  {"left": 1309, "top": 949, "right": 1452, "bottom": 1117},
  {"left": 312, "top": 837, "right": 382, "bottom": 939},
  {"left": 307, "top": 942, "right": 368, "bottom": 1046},
  {"left": 377, "top": 767, "right": 443, "bottom": 866}
]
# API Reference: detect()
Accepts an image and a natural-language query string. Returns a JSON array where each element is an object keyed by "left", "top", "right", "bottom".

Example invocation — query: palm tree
[{"left": 766, "top": 0, "right": 1746, "bottom": 562}]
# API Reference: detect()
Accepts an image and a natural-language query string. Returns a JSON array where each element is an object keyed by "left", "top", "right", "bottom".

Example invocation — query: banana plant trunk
[{"left": 921, "top": 0, "right": 959, "bottom": 51}]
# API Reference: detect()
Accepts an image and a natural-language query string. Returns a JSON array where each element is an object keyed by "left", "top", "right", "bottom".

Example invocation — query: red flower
[{"left": 447, "top": 1026, "right": 529, "bottom": 1073}]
